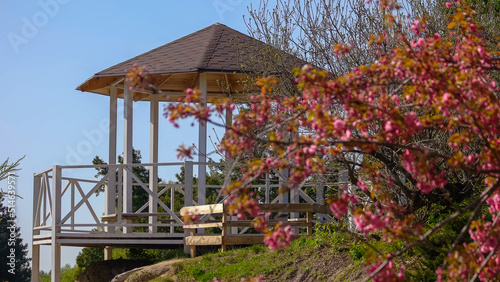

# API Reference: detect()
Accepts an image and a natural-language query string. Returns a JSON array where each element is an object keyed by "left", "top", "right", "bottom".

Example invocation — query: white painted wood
[
  {"left": 104, "top": 247, "right": 112, "bottom": 260},
  {"left": 149, "top": 93, "right": 159, "bottom": 233},
  {"left": 71, "top": 183, "right": 75, "bottom": 230},
  {"left": 184, "top": 161, "right": 194, "bottom": 254},
  {"left": 184, "top": 161, "right": 194, "bottom": 207},
  {"left": 31, "top": 245, "right": 40, "bottom": 282},
  {"left": 60, "top": 181, "right": 71, "bottom": 197},
  {"left": 280, "top": 169, "right": 289, "bottom": 204},
  {"left": 123, "top": 84, "right": 133, "bottom": 233},
  {"left": 316, "top": 180, "right": 324, "bottom": 222},
  {"left": 125, "top": 167, "right": 181, "bottom": 221},
  {"left": 49, "top": 232, "right": 184, "bottom": 238},
  {"left": 265, "top": 173, "right": 270, "bottom": 204},
  {"left": 225, "top": 106, "right": 232, "bottom": 166},
  {"left": 107, "top": 86, "right": 117, "bottom": 221},
  {"left": 51, "top": 166, "right": 61, "bottom": 282},
  {"left": 34, "top": 167, "right": 55, "bottom": 176},
  {"left": 32, "top": 174, "right": 41, "bottom": 282},
  {"left": 291, "top": 178, "right": 300, "bottom": 229},
  {"left": 42, "top": 174, "right": 48, "bottom": 226},
  {"left": 117, "top": 168, "right": 123, "bottom": 227},
  {"left": 33, "top": 225, "right": 52, "bottom": 231},
  {"left": 74, "top": 182, "right": 104, "bottom": 226},
  {"left": 171, "top": 186, "right": 175, "bottom": 233},
  {"left": 198, "top": 72, "right": 207, "bottom": 206},
  {"left": 298, "top": 189, "right": 316, "bottom": 204},
  {"left": 60, "top": 170, "right": 115, "bottom": 224},
  {"left": 33, "top": 175, "right": 41, "bottom": 228},
  {"left": 57, "top": 162, "right": 183, "bottom": 169},
  {"left": 56, "top": 239, "right": 185, "bottom": 245}
]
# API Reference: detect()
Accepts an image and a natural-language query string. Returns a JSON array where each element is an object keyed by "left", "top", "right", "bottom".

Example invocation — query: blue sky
[{"left": 1, "top": 0, "right": 257, "bottom": 272}]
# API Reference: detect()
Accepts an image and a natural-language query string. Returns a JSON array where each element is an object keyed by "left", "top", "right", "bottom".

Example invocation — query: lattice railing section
[{"left": 32, "top": 162, "right": 344, "bottom": 241}]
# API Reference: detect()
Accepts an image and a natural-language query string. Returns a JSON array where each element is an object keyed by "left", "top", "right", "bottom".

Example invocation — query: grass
[
  {"left": 72, "top": 221, "right": 456, "bottom": 281},
  {"left": 171, "top": 234, "right": 365, "bottom": 281}
]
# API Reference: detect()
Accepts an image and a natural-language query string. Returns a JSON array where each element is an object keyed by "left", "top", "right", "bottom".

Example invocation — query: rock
[{"left": 76, "top": 259, "right": 152, "bottom": 282}]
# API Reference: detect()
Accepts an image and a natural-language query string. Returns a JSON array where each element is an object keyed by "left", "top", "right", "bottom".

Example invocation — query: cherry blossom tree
[{"left": 128, "top": 0, "right": 500, "bottom": 280}]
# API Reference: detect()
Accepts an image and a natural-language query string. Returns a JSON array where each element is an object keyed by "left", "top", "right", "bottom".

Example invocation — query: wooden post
[
  {"left": 221, "top": 207, "right": 227, "bottom": 252},
  {"left": 198, "top": 72, "right": 207, "bottom": 206},
  {"left": 123, "top": 84, "right": 133, "bottom": 233},
  {"left": 107, "top": 86, "right": 117, "bottom": 217},
  {"left": 149, "top": 93, "right": 159, "bottom": 233},
  {"left": 32, "top": 174, "right": 41, "bottom": 282},
  {"left": 307, "top": 212, "right": 313, "bottom": 235},
  {"left": 280, "top": 169, "right": 289, "bottom": 204},
  {"left": 117, "top": 168, "right": 123, "bottom": 226},
  {"left": 184, "top": 161, "right": 194, "bottom": 207},
  {"left": 224, "top": 108, "right": 238, "bottom": 235},
  {"left": 71, "top": 183, "right": 75, "bottom": 230},
  {"left": 291, "top": 187, "right": 299, "bottom": 214},
  {"left": 32, "top": 244, "right": 40, "bottom": 282},
  {"left": 190, "top": 229, "right": 196, "bottom": 258},
  {"left": 51, "top": 166, "right": 61, "bottom": 282},
  {"left": 316, "top": 180, "right": 324, "bottom": 222},
  {"left": 184, "top": 161, "right": 193, "bottom": 254},
  {"left": 290, "top": 185, "right": 299, "bottom": 235},
  {"left": 340, "top": 169, "right": 355, "bottom": 230},
  {"left": 170, "top": 186, "right": 175, "bottom": 234},
  {"left": 104, "top": 86, "right": 118, "bottom": 258},
  {"left": 104, "top": 248, "right": 113, "bottom": 260},
  {"left": 265, "top": 173, "right": 270, "bottom": 204}
]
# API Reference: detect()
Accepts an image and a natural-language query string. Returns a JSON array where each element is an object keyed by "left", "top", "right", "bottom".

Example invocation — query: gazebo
[{"left": 31, "top": 23, "right": 308, "bottom": 282}]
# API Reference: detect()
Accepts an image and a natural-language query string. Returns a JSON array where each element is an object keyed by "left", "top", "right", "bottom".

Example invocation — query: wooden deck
[{"left": 33, "top": 232, "right": 184, "bottom": 248}]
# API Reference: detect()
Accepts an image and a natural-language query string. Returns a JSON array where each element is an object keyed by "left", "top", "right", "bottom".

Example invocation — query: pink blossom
[
  {"left": 354, "top": 211, "right": 386, "bottom": 233},
  {"left": 487, "top": 191, "right": 500, "bottom": 213},
  {"left": 384, "top": 121, "right": 394, "bottom": 132},
  {"left": 411, "top": 20, "right": 420, "bottom": 35},
  {"left": 369, "top": 259, "right": 405, "bottom": 282},
  {"left": 442, "top": 92, "right": 451, "bottom": 103},
  {"left": 264, "top": 223, "right": 293, "bottom": 250},
  {"left": 445, "top": 2, "right": 453, "bottom": 8},
  {"left": 333, "top": 119, "right": 345, "bottom": 130},
  {"left": 329, "top": 193, "right": 358, "bottom": 218}
]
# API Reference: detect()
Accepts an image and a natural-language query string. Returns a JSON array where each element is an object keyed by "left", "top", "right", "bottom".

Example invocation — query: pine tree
[{"left": 0, "top": 194, "right": 31, "bottom": 281}]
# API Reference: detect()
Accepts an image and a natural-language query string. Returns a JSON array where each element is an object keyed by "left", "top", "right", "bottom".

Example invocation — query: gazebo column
[
  {"left": 123, "top": 85, "right": 133, "bottom": 233},
  {"left": 149, "top": 93, "right": 159, "bottom": 233},
  {"left": 198, "top": 72, "right": 207, "bottom": 206},
  {"left": 225, "top": 108, "right": 238, "bottom": 235},
  {"left": 105, "top": 85, "right": 118, "bottom": 259}
]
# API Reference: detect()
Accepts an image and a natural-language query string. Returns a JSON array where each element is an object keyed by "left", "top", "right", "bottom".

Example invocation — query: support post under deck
[
  {"left": 51, "top": 166, "right": 61, "bottom": 282},
  {"left": 31, "top": 174, "right": 41, "bottom": 282}
]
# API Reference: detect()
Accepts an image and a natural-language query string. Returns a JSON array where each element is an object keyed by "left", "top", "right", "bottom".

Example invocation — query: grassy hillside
[
  {"left": 126, "top": 225, "right": 369, "bottom": 281},
  {"left": 65, "top": 220, "right": 457, "bottom": 281}
]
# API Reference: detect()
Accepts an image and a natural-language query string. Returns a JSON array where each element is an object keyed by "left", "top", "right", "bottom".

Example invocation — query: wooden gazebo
[{"left": 32, "top": 23, "right": 309, "bottom": 282}]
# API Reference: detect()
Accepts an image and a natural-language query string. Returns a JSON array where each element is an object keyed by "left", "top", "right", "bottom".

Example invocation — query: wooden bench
[{"left": 180, "top": 203, "right": 331, "bottom": 258}]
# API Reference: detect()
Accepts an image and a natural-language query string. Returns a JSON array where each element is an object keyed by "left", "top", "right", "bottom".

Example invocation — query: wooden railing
[
  {"left": 33, "top": 162, "right": 341, "bottom": 240},
  {"left": 32, "top": 162, "right": 215, "bottom": 239},
  {"left": 180, "top": 203, "right": 332, "bottom": 258}
]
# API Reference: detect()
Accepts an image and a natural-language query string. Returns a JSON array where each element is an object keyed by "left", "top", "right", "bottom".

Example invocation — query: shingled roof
[
  {"left": 95, "top": 23, "right": 269, "bottom": 76},
  {"left": 76, "top": 23, "right": 304, "bottom": 101}
]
